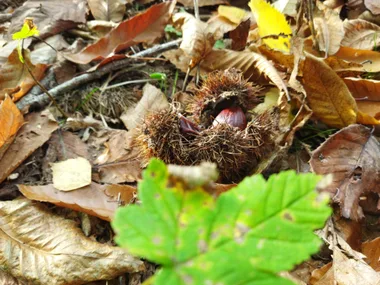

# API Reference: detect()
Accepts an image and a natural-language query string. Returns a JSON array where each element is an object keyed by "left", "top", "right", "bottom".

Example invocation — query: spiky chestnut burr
[
  {"left": 134, "top": 107, "right": 191, "bottom": 166},
  {"left": 187, "top": 112, "right": 274, "bottom": 183},
  {"left": 189, "top": 68, "right": 261, "bottom": 127}
]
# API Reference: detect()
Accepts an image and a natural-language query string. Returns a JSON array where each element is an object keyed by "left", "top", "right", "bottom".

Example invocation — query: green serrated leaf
[{"left": 112, "top": 159, "right": 331, "bottom": 285}]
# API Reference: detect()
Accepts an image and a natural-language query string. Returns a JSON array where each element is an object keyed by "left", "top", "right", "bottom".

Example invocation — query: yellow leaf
[
  {"left": 12, "top": 18, "right": 40, "bottom": 63},
  {"left": 356, "top": 111, "right": 380, "bottom": 125},
  {"left": 218, "top": 5, "right": 247, "bottom": 25},
  {"left": 12, "top": 18, "right": 40, "bottom": 40},
  {"left": 302, "top": 53, "right": 358, "bottom": 128},
  {"left": 249, "top": 0, "right": 292, "bottom": 53}
]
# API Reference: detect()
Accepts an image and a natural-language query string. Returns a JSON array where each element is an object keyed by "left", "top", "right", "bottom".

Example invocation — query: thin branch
[{"left": 17, "top": 38, "right": 182, "bottom": 110}]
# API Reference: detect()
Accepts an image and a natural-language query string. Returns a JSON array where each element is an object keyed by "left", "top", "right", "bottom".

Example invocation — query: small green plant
[
  {"left": 213, "top": 39, "right": 225, "bottom": 49},
  {"left": 112, "top": 159, "right": 331, "bottom": 285},
  {"left": 150, "top": 72, "right": 167, "bottom": 94},
  {"left": 165, "top": 24, "right": 182, "bottom": 37}
]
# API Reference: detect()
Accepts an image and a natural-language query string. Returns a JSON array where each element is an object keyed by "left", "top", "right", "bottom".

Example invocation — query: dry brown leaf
[
  {"left": 120, "top": 83, "right": 169, "bottom": 130},
  {"left": 10, "top": 0, "right": 87, "bottom": 37},
  {"left": 331, "top": 248, "right": 380, "bottom": 285},
  {"left": 310, "top": 262, "right": 333, "bottom": 285},
  {"left": 18, "top": 183, "right": 136, "bottom": 221},
  {"left": 302, "top": 53, "right": 358, "bottom": 128},
  {"left": 313, "top": 4, "right": 345, "bottom": 55},
  {"left": 0, "top": 49, "right": 48, "bottom": 101},
  {"left": 0, "top": 110, "right": 58, "bottom": 184},
  {"left": 335, "top": 46, "right": 380, "bottom": 72},
  {"left": 173, "top": 12, "right": 222, "bottom": 68},
  {"left": 230, "top": 19, "right": 250, "bottom": 51},
  {"left": 342, "top": 19, "right": 380, "bottom": 50},
  {"left": 313, "top": 248, "right": 380, "bottom": 285},
  {"left": 310, "top": 124, "right": 380, "bottom": 220},
  {"left": 88, "top": 0, "right": 126, "bottom": 22},
  {"left": 0, "top": 96, "right": 24, "bottom": 161},
  {"left": 65, "top": 1, "right": 175, "bottom": 65},
  {"left": 362, "top": 237, "right": 380, "bottom": 271},
  {"left": 344, "top": 77, "right": 380, "bottom": 118},
  {"left": 0, "top": 199, "right": 144, "bottom": 284},
  {"left": 207, "top": 14, "right": 242, "bottom": 35},
  {"left": 365, "top": 0, "right": 380, "bottom": 15},
  {"left": 94, "top": 130, "right": 142, "bottom": 184}
]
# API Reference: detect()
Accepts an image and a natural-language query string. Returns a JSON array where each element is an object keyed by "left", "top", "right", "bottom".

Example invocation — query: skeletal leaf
[{"left": 0, "top": 199, "right": 144, "bottom": 285}]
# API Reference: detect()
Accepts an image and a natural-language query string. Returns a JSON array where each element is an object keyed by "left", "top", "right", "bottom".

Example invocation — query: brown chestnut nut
[{"left": 212, "top": 106, "right": 247, "bottom": 130}]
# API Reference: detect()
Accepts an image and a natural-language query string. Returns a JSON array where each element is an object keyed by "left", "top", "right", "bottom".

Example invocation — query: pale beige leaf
[
  {"left": 173, "top": 12, "right": 222, "bottom": 67},
  {"left": 177, "top": 0, "right": 227, "bottom": 6},
  {"left": 10, "top": 0, "right": 87, "bottom": 37},
  {"left": 0, "top": 199, "right": 143, "bottom": 285},
  {"left": 0, "top": 270, "right": 26, "bottom": 285},
  {"left": 332, "top": 248, "right": 380, "bottom": 285},
  {"left": 365, "top": 0, "right": 380, "bottom": 15},
  {"left": 273, "top": 0, "right": 298, "bottom": 17},
  {"left": 342, "top": 19, "right": 380, "bottom": 50},
  {"left": 52, "top": 157, "right": 92, "bottom": 191},
  {"left": 120, "top": 83, "right": 169, "bottom": 130},
  {"left": 302, "top": 53, "right": 358, "bottom": 128},
  {"left": 88, "top": 0, "right": 126, "bottom": 22},
  {"left": 313, "top": 4, "right": 344, "bottom": 55},
  {"left": 94, "top": 130, "right": 142, "bottom": 184}
]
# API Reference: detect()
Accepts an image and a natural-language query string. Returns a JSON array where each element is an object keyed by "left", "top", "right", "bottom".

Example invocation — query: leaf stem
[{"left": 21, "top": 39, "right": 68, "bottom": 118}]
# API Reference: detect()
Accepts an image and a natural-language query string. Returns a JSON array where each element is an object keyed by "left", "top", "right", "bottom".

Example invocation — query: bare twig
[
  {"left": 17, "top": 38, "right": 182, "bottom": 110},
  {"left": 21, "top": 40, "right": 68, "bottom": 118},
  {"left": 0, "top": 13, "right": 12, "bottom": 24}
]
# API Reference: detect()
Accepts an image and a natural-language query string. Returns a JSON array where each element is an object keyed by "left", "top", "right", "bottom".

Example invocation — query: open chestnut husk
[{"left": 135, "top": 69, "right": 278, "bottom": 183}]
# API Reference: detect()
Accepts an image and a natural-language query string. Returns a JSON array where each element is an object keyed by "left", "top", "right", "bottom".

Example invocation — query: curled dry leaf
[
  {"left": 120, "top": 83, "right": 169, "bottom": 130},
  {"left": 0, "top": 199, "right": 144, "bottom": 285},
  {"left": 94, "top": 130, "right": 142, "bottom": 183},
  {"left": 310, "top": 124, "right": 380, "bottom": 220},
  {"left": 10, "top": 0, "right": 87, "bottom": 37},
  {"left": 65, "top": 1, "right": 176, "bottom": 65},
  {"left": 0, "top": 96, "right": 24, "bottom": 160},
  {"left": 314, "top": 248, "right": 380, "bottom": 285},
  {"left": 335, "top": 46, "right": 380, "bottom": 72},
  {"left": 313, "top": 4, "right": 344, "bottom": 55},
  {"left": 18, "top": 182, "right": 136, "bottom": 221},
  {"left": 173, "top": 12, "right": 222, "bottom": 68},
  {"left": 88, "top": 0, "right": 126, "bottom": 22},
  {"left": 302, "top": 53, "right": 357, "bottom": 128},
  {"left": 0, "top": 49, "right": 48, "bottom": 101},
  {"left": 344, "top": 77, "right": 380, "bottom": 118},
  {"left": 0, "top": 110, "right": 58, "bottom": 184},
  {"left": 342, "top": 19, "right": 380, "bottom": 50}
]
